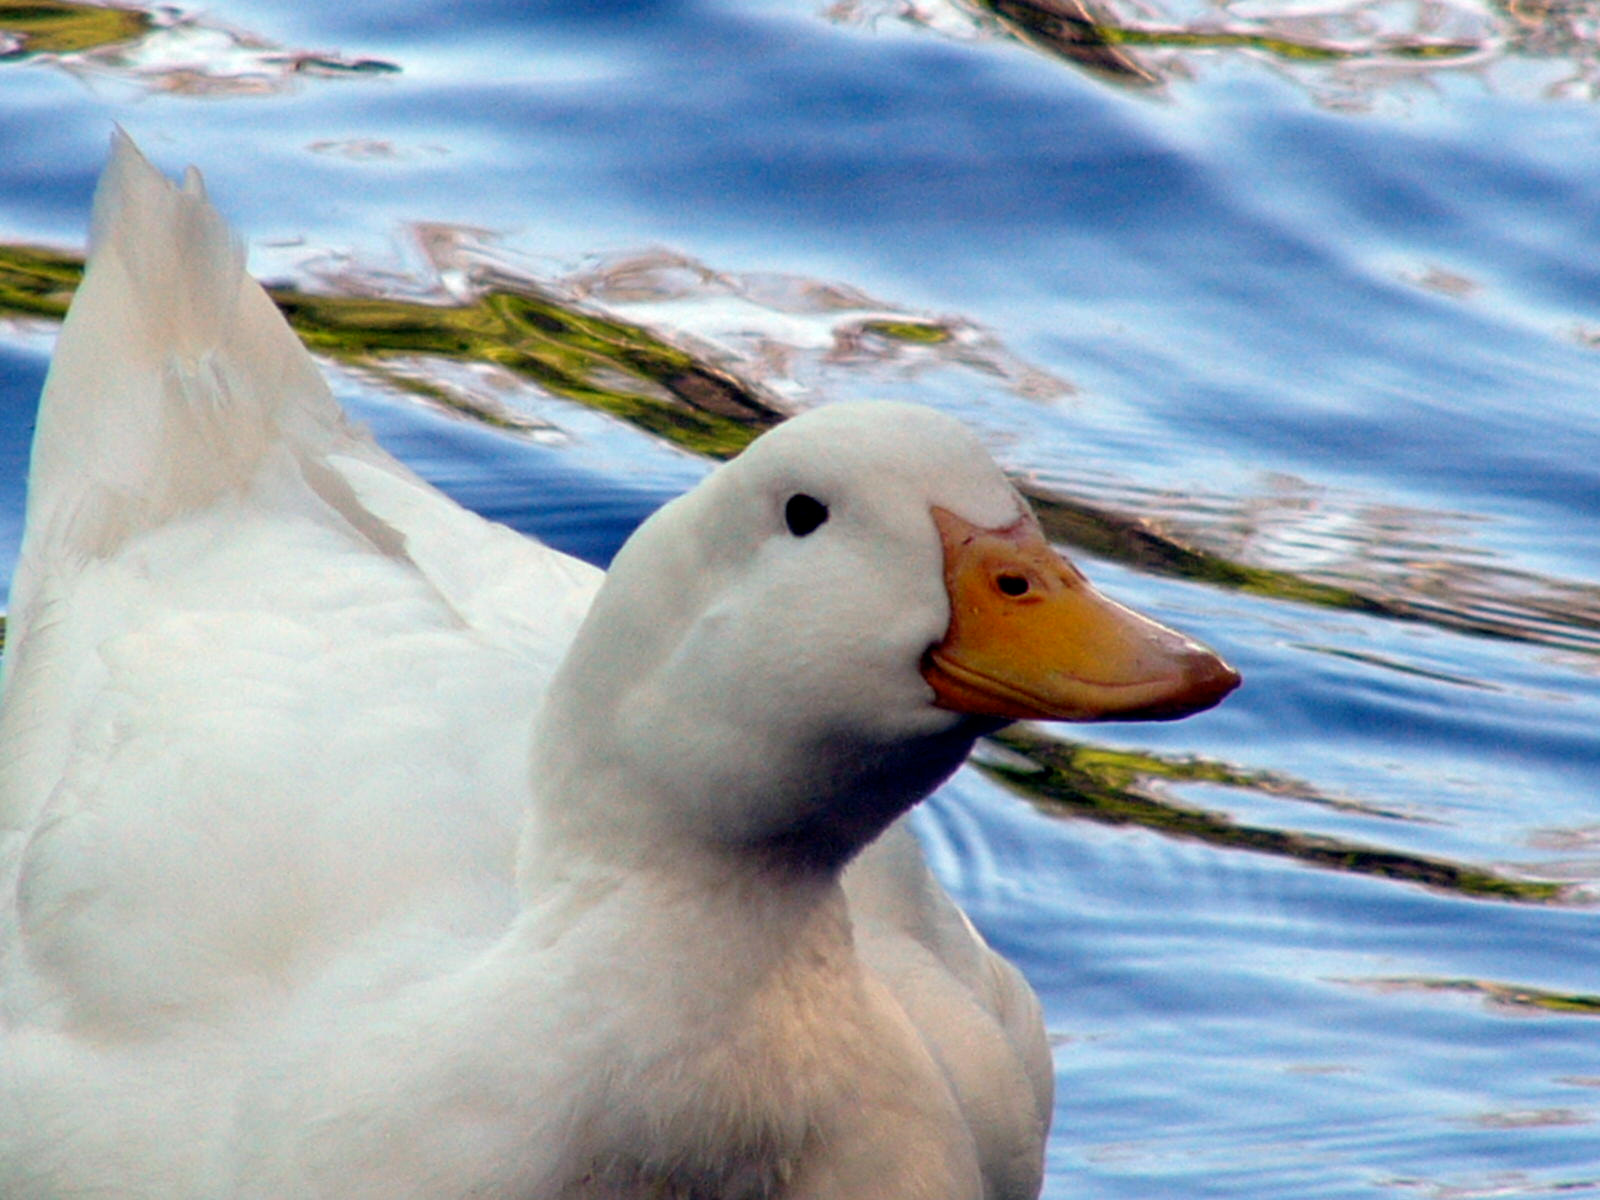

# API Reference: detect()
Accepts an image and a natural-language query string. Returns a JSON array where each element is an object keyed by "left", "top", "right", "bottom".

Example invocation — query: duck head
[{"left": 532, "top": 402, "right": 1237, "bottom": 870}]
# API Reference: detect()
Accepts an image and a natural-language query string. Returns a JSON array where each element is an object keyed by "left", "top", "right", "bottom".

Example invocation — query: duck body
[{"left": 0, "top": 137, "right": 1234, "bottom": 1198}]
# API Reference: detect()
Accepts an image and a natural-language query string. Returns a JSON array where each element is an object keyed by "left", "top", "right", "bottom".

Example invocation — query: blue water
[{"left": 1, "top": 1, "right": 1598, "bottom": 1195}]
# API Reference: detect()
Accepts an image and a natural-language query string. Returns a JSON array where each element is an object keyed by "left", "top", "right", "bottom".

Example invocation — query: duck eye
[
  {"left": 784, "top": 494, "right": 829, "bottom": 537},
  {"left": 996, "top": 573, "right": 1030, "bottom": 597}
]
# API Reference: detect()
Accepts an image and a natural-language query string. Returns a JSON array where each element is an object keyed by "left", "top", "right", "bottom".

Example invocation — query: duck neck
[
  {"left": 518, "top": 695, "right": 983, "bottom": 893},
  {"left": 516, "top": 746, "right": 851, "bottom": 906},
  {"left": 500, "top": 692, "right": 989, "bottom": 1198},
  {"left": 508, "top": 757, "right": 864, "bottom": 1195}
]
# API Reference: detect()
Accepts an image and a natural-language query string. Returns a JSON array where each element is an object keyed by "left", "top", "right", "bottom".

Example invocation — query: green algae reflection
[
  {"left": 978, "top": 726, "right": 1573, "bottom": 905},
  {"left": 0, "top": 244, "right": 81, "bottom": 318},
  {"left": 271, "top": 288, "right": 777, "bottom": 458},
  {"left": 0, "top": 0, "right": 149, "bottom": 59},
  {"left": 978, "top": 0, "right": 1476, "bottom": 87},
  {"left": 1344, "top": 976, "right": 1600, "bottom": 1017},
  {"left": 4, "top": 238, "right": 1599, "bottom": 656},
  {"left": 0, "top": 242, "right": 775, "bottom": 459}
]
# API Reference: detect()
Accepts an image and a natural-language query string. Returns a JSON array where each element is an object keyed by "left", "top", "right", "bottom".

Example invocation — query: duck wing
[{"left": 0, "top": 132, "right": 599, "bottom": 1033}]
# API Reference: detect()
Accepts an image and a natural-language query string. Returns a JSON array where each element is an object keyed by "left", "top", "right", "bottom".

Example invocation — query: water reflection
[
  {"left": 561, "top": 246, "right": 1074, "bottom": 403},
  {"left": 0, "top": 1, "right": 147, "bottom": 59},
  {"left": 832, "top": 0, "right": 1600, "bottom": 106},
  {"left": 5, "top": 226, "right": 1597, "bottom": 661},
  {"left": 979, "top": 725, "right": 1573, "bottom": 902},
  {"left": 1026, "top": 466, "right": 1600, "bottom": 656},
  {"left": 1344, "top": 975, "right": 1600, "bottom": 1016},
  {"left": 11, "top": 0, "right": 1592, "bottom": 116},
  {"left": 0, "top": 1, "right": 395, "bottom": 93},
  {"left": 11, "top": 0, "right": 1600, "bottom": 122}
]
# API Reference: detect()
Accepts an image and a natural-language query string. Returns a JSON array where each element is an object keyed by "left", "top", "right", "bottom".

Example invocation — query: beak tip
[{"left": 1161, "top": 649, "right": 1240, "bottom": 719}]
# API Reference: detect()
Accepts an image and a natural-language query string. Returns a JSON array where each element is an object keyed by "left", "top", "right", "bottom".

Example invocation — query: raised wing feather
[{"left": 0, "top": 133, "right": 599, "bottom": 1032}]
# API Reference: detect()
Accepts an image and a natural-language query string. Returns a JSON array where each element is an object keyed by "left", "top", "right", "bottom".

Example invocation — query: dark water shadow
[{"left": 978, "top": 725, "right": 1576, "bottom": 904}]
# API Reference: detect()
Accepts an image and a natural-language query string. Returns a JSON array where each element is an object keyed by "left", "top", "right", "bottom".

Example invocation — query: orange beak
[{"left": 921, "top": 507, "right": 1239, "bottom": 722}]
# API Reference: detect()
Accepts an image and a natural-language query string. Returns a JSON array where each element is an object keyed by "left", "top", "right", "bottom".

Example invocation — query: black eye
[
  {"left": 996, "top": 574, "right": 1030, "bottom": 597},
  {"left": 784, "top": 494, "right": 829, "bottom": 537}
]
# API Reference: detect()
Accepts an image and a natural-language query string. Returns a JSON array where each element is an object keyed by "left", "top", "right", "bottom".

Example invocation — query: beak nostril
[{"left": 928, "top": 504, "right": 1239, "bottom": 722}]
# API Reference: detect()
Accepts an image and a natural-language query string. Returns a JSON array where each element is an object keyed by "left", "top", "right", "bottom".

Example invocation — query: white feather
[{"left": 0, "top": 133, "right": 1049, "bottom": 1200}]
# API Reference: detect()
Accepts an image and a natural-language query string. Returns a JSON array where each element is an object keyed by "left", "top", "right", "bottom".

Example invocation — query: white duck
[{"left": 0, "top": 134, "right": 1237, "bottom": 1200}]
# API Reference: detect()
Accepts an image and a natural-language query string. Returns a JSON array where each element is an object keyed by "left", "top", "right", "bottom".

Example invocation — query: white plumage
[{"left": 0, "top": 134, "right": 1233, "bottom": 1198}]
